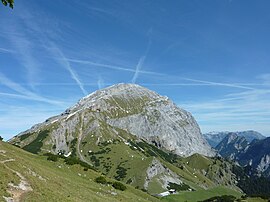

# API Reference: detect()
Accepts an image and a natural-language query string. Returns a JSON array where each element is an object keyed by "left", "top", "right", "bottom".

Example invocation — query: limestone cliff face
[{"left": 10, "top": 83, "right": 214, "bottom": 157}]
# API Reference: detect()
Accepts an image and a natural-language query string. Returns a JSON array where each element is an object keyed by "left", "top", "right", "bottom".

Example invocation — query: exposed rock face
[
  {"left": 215, "top": 133, "right": 270, "bottom": 178},
  {"left": 204, "top": 130, "right": 265, "bottom": 148},
  {"left": 10, "top": 83, "right": 214, "bottom": 157},
  {"left": 238, "top": 137, "right": 270, "bottom": 178},
  {"left": 215, "top": 133, "right": 249, "bottom": 160},
  {"left": 144, "top": 158, "right": 182, "bottom": 190}
]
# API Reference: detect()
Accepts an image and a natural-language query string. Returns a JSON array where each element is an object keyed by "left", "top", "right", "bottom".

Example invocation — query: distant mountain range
[
  {"left": 203, "top": 130, "right": 265, "bottom": 148},
  {"left": 215, "top": 133, "right": 249, "bottom": 160},
  {"left": 211, "top": 132, "right": 270, "bottom": 179}
]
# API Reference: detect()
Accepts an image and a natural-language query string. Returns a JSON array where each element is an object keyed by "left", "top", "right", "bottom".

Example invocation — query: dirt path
[{"left": 0, "top": 152, "right": 32, "bottom": 202}]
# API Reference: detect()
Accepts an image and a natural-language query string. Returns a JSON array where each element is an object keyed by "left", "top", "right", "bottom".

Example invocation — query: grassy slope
[
  {"left": 161, "top": 186, "right": 242, "bottom": 202},
  {"left": 0, "top": 141, "right": 159, "bottom": 202},
  {"left": 11, "top": 124, "right": 243, "bottom": 195}
]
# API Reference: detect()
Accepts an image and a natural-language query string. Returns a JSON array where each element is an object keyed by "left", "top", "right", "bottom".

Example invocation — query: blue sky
[{"left": 1, "top": 0, "right": 270, "bottom": 140}]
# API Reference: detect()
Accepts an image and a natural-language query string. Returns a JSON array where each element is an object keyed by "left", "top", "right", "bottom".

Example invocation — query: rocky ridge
[
  {"left": 204, "top": 130, "right": 265, "bottom": 148},
  {"left": 12, "top": 83, "right": 214, "bottom": 157}
]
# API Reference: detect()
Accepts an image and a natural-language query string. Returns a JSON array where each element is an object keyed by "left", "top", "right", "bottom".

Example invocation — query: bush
[
  {"left": 64, "top": 157, "right": 80, "bottom": 165},
  {"left": 167, "top": 182, "right": 191, "bottom": 191},
  {"left": 47, "top": 154, "right": 58, "bottom": 162},
  {"left": 63, "top": 156, "right": 96, "bottom": 171},
  {"left": 0, "top": 136, "right": 3, "bottom": 141},
  {"left": 95, "top": 176, "right": 107, "bottom": 184},
  {"left": 126, "top": 178, "right": 132, "bottom": 184},
  {"left": 112, "top": 181, "right": 127, "bottom": 191}
]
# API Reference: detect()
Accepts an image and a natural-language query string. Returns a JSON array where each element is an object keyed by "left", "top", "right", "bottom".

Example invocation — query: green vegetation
[
  {"left": 64, "top": 156, "right": 96, "bottom": 171},
  {"left": 9, "top": 116, "right": 246, "bottom": 198},
  {"left": 198, "top": 195, "right": 236, "bottom": 202},
  {"left": 114, "top": 162, "right": 128, "bottom": 181},
  {"left": 105, "top": 95, "right": 150, "bottom": 118},
  {"left": 95, "top": 176, "right": 127, "bottom": 191},
  {"left": 95, "top": 176, "right": 107, "bottom": 184},
  {"left": 22, "top": 130, "right": 49, "bottom": 154},
  {"left": 19, "top": 133, "right": 33, "bottom": 141},
  {"left": 0, "top": 141, "right": 159, "bottom": 202},
  {"left": 112, "top": 181, "right": 127, "bottom": 191},
  {"left": 0, "top": 136, "right": 3, "bottom": 141},
  {"left": 70, "top": 138, "right": 77, "bottom": 157},
  {"left": 128, "top": 139, "right": 177, "bottom": 163},
  {"left": 162, "top": 186, "right": 242, "bottom": 202},
  {"left": 46, "top": 153, "right": 59, "bottom": 162},
  {"left": 167, "top": 182, "right": 192, "bottom": 191},
  {"left": 1, "top": 0, "right": 13, "bottom": 9},
  {"left": 233, "top": 165, "right": 270, "bottom": 198}
]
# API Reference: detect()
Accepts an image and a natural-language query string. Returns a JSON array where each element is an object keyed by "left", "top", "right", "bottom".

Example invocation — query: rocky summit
[{"left": 11, "top": 83, "right": 214, "bottom": 158}]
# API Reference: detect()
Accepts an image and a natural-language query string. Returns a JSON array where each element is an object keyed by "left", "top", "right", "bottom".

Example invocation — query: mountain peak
[{"left": 11, "top": 83, "right": 215, "bottom": 157}]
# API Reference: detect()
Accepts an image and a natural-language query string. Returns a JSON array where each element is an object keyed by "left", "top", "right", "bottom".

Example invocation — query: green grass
[
  {"left": 161, "top": 186, "right": 243, "bottom": 202},
  {"left": 0, "top": 141, "right": 159, "bottom": 202}
]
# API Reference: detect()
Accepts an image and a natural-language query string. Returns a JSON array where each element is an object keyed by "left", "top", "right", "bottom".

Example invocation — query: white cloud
[
  {"left": 0, "top": 72, "right": 62, "bottom": 105},
  {"left": 181, "top": 89, "right": 270, "bottom": 136}
]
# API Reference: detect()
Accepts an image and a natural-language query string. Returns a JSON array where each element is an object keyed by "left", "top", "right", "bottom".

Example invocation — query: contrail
[
  {"left": 131, "top": 56, "right": 146, "bottom": 83},
  {"left": 131, "top": 33, "right": 152, "bottom": 84},
  {"left": 46, "top": 44, "right": 88, "bottom": 95},
  {"left": 65, "top": 58, "right": 163, "bottom": 76},
  {"left": 97, "top": 77, "right": 105, "bottom": 89},
  {"left": 182, "top": 77, "right": 256, "bottom": 90}
]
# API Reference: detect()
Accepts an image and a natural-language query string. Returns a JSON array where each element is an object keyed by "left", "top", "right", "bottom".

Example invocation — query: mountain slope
[
  {"left": 215, "top": 133, "right": 249, "bottom": 160},
  {"left": 204, "top": 131, "right": 265, "bottom": 148},
  {"left": 215, "top": 134, "right": 270, "bottom": 179},
  {"left": 238, "top": 137, "right": 270, "bottom": 178},
  {"left": 1, "top": 140, "right": 246, "bottom": 202},
  {"left": 0, "top": 141, "right": 158, "bottom": 202}
]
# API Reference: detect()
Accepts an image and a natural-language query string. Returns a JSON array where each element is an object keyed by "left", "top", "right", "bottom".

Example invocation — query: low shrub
[
  {"left": 95, "top": 176, "right": 107, "bottom": 184},
  {"left": 64, "top": 157, "right": 80, "bottom": 165},
  {"left": 112, "top": 181, "right": 127, "bottom": 191},
  {"left": 47, "top": 154, "right": 58, "bottom": 162}
]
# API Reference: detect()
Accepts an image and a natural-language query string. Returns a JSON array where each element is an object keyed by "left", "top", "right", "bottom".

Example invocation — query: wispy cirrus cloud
[
  {"left": 0, "top": 47, "right": 14, "bottom": 53},
  {"left": 7, "top": 33, "right": 40, "bottom": 88},
  {"left": 181, "top": 89, "right": 270, "bottom": 135},
  {"left": 0, "top": 72, "right": 62, "bottom": 105},
  {"left": 257, "top": 73, "right": 270, "bottom": 84}
]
